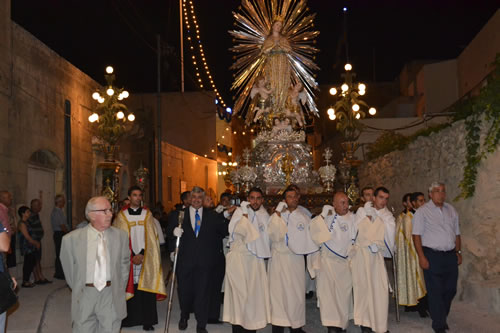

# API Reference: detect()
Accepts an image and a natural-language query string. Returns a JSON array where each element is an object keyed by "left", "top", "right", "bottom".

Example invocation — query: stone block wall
[
  {"left": 359, "top": 119, "right": 500, "bottom": 313},
  {"left": 1, "top": 20, "right": 98, "bottom": 226}
]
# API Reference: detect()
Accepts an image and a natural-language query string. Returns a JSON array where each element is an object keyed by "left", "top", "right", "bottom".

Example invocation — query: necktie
[
  {"left": 94, "top": 232, "right": 107, "bottom": 291},
  {"left": 194, "top": 209, "right": 201, "bottom": 237}
]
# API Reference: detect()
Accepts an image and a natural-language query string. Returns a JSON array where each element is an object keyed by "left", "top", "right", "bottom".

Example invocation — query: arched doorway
[{"left": 26, "top": 149, "right": 64, "bottom": 269}]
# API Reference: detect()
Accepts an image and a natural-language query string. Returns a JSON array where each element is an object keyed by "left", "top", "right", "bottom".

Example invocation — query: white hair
[
  {"left": 191, "top": 186, "right": 205, "bottom": 195},
  {"left": 85, "top": 196, "right": 110, "bottom": 221},
  {"left": 428, "top": 181, "right": 445, "bottom": 193}
]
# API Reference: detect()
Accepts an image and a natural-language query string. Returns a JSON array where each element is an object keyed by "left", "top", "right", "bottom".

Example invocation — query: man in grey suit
[{"left": 61, "top": 196, "right": 130, "bottom": 333}]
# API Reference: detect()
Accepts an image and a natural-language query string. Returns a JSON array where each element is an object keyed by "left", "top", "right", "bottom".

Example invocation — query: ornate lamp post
[
  {"left": 327, "top": 63, "right": 377, "bottom": 203},
  {"left": 327, "top": 63, "right": 377, "bottom": 151},
  {"left": 89, "top": 66, "right": 135, "bottom": 161}
]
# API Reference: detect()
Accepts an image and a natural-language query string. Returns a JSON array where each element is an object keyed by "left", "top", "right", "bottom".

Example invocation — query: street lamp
[
  {"left": 326, "top": 63, "right": 377, "bottom": 144},
  {"left": 89, "top": 66, "right": 135, "bottom": 161}
]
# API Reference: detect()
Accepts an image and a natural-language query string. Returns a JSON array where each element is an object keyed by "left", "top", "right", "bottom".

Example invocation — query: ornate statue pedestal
[{"left": 251, "top": 128, "right": 322, "bottom": 195}]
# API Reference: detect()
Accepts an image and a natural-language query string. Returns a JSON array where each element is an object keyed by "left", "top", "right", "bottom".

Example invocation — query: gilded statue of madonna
[
  {"left": 229, "top": 0, "right": 320, "bottom": 123},
  {"left": 261, "top": 19, "right": 292, "bottom": 112}
]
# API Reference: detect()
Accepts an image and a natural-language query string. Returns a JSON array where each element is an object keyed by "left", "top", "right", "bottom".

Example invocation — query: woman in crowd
[{"left": 17, "top": 206, "right": 39, "bottom": 288}]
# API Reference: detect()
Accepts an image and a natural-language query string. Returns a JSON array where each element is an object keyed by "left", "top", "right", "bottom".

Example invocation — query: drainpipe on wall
[{"left": 64, "top": 100, "right": 72, "bottom": 229}]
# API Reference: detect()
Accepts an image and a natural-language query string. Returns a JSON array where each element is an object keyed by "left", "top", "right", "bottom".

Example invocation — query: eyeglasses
[{"left": 90, "top": 208, "right": 113, "bottom": 214}]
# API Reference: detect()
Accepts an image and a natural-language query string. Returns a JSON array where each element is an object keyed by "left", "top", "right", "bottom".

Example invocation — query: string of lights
[{"left": 182, "top": 0, "right": 227, "bottom": 108}]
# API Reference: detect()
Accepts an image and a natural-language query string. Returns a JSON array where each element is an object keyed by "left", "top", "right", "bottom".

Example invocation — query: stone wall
[
  {"left": 0, "top": 8, "right": 98, "bottom": 230},
  {"left": 359, "top": 118, "right": 500, "bottom": 313}
]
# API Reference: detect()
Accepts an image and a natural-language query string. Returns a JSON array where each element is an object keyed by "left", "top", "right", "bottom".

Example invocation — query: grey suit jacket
[{"left": 60, "top": 225, "right": 130, "bottom": 322}]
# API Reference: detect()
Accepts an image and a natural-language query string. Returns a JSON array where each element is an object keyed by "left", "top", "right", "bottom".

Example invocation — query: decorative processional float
[{"left": 228, "top": 0, "right": 337, "bottom": 210}]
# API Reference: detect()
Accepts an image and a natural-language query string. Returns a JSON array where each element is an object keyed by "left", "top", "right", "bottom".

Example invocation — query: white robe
[
  {"left": 351, "top": 213, "right": 389, "bottom": 333},
  {"left": 223, "top": 209, "right": 271, "bottom": 329},
  {"left": 267, "top": 211, "right": 318, "bottom": 328},
  {"left": 356, "top": 207, "right": 396, "bottom": 258},
  {"left": 310, "top": 211, "right": 355, "bottom": 329}
]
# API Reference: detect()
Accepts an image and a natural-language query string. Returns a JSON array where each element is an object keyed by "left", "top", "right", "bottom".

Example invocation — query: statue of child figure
[
  {"left": 250, "top": 76, "right": 273, "bottom": 123},
  {"left": 285, "top": 81, "right": 307, "bottom": 127}
]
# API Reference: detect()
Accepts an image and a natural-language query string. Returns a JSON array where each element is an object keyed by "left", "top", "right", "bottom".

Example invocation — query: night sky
[{"left": 11, "top": 0, "right": 499, "bottom": 106}]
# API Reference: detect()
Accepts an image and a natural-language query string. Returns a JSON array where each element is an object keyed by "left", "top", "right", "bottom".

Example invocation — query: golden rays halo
[{"left": 229, "top": 0, "right": 320, "bottom": 120}]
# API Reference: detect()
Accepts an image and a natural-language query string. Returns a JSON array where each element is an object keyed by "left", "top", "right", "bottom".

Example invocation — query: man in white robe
[
  {"left": 310, "top": 192, "right": 355, "bottom": 333},
  {"left": 223, "top": 187, "right": 271, "bottom": 333},
  {"left": 286, "top": 184, "right": 315, "bottom": 299},
  {"left": 352, "top": 186, "right": 395, "bottom": 333},
  {"left": 268, "top": 187, "right": 319, "bottom": 333}
]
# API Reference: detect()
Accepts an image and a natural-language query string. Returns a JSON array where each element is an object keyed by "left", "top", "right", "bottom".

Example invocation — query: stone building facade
[
  {"left": 1, "top": 0, "right": 99, "bottom": 268},
  {"left": 359, "top": 118, "right": 500, "bottom": 313}
]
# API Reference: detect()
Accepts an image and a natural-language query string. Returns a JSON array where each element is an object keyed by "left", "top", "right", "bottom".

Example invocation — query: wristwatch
[{"left": 456, "top": 250, "right": 462, "bottom": 254}]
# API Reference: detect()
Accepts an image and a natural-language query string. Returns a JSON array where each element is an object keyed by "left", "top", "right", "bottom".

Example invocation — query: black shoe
[
  {"left": 22, "top": 282, "right": 36, "bottom": 288},
  {"left": 142, "top": 325, "right": 154, "bottom": 331},
  {"left": 196, "top": 328, "right": 208, "bottom": 333},
  {"left": 434, "top": 330, "right": 446, "bottom": 333},
  {"left": 207, "top": 319, "right": 223, "bottom": 324},
  {"left": 291, "top": 328, "right": 306, "bottom": 333},
  {"left": 179, "top": 318, "right": 188, "bottom": 330},
  {"left": 54, "top": 274, "right": 65, "bottom": 280},
  {"left": 306, "top": 291, "right": 314, "bottom": 299},
  {"left": 272, "top": 325, "right": 285, "bottom": 333},
  {"left": 328, "top": 327, "right": 343, "bottom": 333},
  {"left": 418, "top": 309, "right": 429, "bottom": 318},
  {"left": 361, "top": 326, "right": 372, "bottom": 333}
]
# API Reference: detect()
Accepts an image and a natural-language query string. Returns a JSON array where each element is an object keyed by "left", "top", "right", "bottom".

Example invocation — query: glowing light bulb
[
  {"left": 327, "top": 108, "right": 335, "bottom": 116},
  {"left": 222, "top": 162, "right": 227, "bottom": 166},
  {"left": 355, "top": 113, "right": 361, "bottom": 119},
  {"left": 92, "top": 92, "right": 100, "bottom": 100},
  {"left": 341, "top": 84, "right": 348, "bottom": 92},
  {"left": 352, "top": 104, "right": 360, "bottom": 112},
  {"left": 88, "top": 113, "right": 99, "bottom": 123},
  {"left": 116, "top": 111, "right": 125, "bottom": 119},
  {"left": 329, "top": 87, "right": 337, "bottom": 95},
  {"left": 329, "top": 114, "right": 336, "bottom": 120},
  {"left": 127, "top": 114, "right": 135, "bottom": 121},
  {"left": 228, "top": 152, "right": 232, "bottom": 156},
  {"left": 106, "top": 88, "right": 114, "bottom": 96},
  {"left": 369, "top": 107, "right": 377, "bottom": 115},
  {"left": 358, "top": 90, "right": 366, "bottom": 96},
  {"left": 358, "top": 83, "right": 366, "bottom": 91},
  {"left": 106, "top": 66, "right": 114, "bottom": 74},
  {"left": 98, "top": 97, "right": 105, "bottom": 104},
  {"left": 122, "top": 91, "right": 129, "bottom": 98},
  {"left": 344, "top": 63, "right": 352, "bottom": 71}
]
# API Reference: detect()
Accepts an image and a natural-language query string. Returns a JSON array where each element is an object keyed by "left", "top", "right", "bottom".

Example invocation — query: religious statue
[
  {"left": 250, "top": 76, "right": 273, "bottom": 123},
  {"left": 271, "top": 118, "right": 293, "bottom": 137},
  {"left": 284, "top": 82, "right": 307, "bottom": 127},
  {"left": 261, "top": 19, "right": 292, "bottom": 112},
  {"left": 229, "top": 0, "right": 320, "bottom": 122}
]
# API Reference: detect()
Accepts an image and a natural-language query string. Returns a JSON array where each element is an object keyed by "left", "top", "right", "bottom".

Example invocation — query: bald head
[{"left": 333, "top": 192, "right": 349, "bottom": 216}]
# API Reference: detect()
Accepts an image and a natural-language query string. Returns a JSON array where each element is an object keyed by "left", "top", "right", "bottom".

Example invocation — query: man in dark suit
[
  {"left": 60, "top": 196, "right": 130, "bottom": 333},
  {"left": 168, "top": 186, "right": 228, "bottom": 333}
]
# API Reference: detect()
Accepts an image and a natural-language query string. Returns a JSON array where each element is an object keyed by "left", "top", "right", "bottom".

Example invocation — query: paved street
[{"left": 5, "top": 265, "right": 500, "bottom": 333}]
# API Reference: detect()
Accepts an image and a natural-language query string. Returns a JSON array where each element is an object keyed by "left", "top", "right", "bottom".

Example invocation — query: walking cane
[
  {"left": 390, "top": 206, "right": 400, "bottom": 323},
  {"left": 392, "top": 253, "right": 400, "bottom": 322},
  {"left": 164, "top": 210, "right": 184, "bottom": 333}
]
